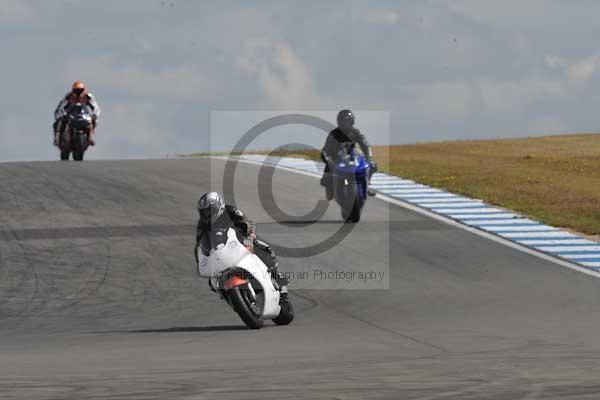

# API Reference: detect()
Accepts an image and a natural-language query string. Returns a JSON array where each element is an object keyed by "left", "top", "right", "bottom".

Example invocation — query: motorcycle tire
[
  {"left": 72, "top": 133, "right": 87, "bottom": 161},
  {"left": 73, "top": 151, "right": 84, "bottom": 161},
  {"left": 228, "top": 286, "right": 263, "bottom": 329},
  {"left": 348, "top": 203, "right": 361, "bottom": 223},
  {"left": 342, "top": 201, "right": 361, "bottom": 223}
]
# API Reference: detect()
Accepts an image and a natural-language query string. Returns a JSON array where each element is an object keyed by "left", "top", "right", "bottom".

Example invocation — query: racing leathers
[
  {"left": 320, "top": 127, "right": 378, "bottom": 198},
  {"left": 53, "top": 91, "right": 101, "bottom": 146}
]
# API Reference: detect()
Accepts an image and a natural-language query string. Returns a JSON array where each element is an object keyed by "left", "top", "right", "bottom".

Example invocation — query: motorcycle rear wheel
[{"left": 228, "top": 286, "right": 263, "bottom": 329}]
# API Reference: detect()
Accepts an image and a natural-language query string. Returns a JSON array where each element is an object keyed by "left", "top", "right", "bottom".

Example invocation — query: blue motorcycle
[{"left": 331, "top": 148, "right": 370, "bottom": 223}]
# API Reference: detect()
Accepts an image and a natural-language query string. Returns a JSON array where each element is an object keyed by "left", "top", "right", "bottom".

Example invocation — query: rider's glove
[
  {"left": 245, "top": 222, "right": 257, "bottom": 241},
  {"left": 243, "top": 237, "right": 254, "bottom": 248},
  {"left": 368, "top": 158, "right": 378, "bottom": 172}
]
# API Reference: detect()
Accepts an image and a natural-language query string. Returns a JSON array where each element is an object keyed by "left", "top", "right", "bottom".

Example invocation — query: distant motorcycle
[
  {"left": 196, "top": 227, "right": 294, "bottom": 329},
  {"left": 58, "top": 102, "right": 92, "bottom": 161},
  {"left": 331, "top": 147, "right": 371, "bottom": 223}
]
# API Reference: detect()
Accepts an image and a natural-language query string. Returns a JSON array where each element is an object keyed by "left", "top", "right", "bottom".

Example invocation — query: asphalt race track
[{"left": 1, "top": 158, "right": 600, "bottom": 399}]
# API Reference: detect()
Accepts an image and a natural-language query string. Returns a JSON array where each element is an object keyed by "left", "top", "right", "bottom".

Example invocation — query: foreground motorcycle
[
  {"left": 196, "top": 227, "right": 294, "bottom": 329},
  {"left": 331, "top": 147, "right": 371, "bottom": 223},
  {"left": 59, "top": 102, "right": 92, "bottom": 161}
]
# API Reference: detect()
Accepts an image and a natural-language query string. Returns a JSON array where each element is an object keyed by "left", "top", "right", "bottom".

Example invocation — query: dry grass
[
  {"left": 264, "top": 134, "right": 600, "bottom": 236},
  {"left": 375, "top": 133, "right": 600, "bottom": 236}
]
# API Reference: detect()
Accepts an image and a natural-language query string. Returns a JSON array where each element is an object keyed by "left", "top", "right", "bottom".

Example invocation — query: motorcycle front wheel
[
  {"left": 348, "top": 202, "right": 362, "bottom": 223},
  {"left": 228, "top": 286, "right": 263, "bottom": 329},
  {"left": 73, "top": 151, "right": 84, "bottom": 161},
  {"left": 72, "top": 132, "right": 88, "bottom": 161}
]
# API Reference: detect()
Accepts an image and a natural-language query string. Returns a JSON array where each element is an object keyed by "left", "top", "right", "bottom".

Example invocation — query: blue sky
[{"left": 1, "top": 0, "right": 600, "bottom": 161}]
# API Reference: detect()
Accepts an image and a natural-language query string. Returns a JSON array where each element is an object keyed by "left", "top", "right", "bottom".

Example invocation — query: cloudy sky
[{"left": 1, "top": 0, "right": 600, "bottom": 161}]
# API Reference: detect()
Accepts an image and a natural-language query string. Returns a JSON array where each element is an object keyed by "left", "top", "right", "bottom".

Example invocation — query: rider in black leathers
[
  {"left": 320, "top": 109, "right": 378, "bottom": 199},
  {"left": 194, "top": 192, "right": 289, "bottom": 299}
]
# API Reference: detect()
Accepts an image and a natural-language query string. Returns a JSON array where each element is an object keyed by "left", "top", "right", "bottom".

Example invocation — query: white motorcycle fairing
[{"left": 197, "top": 228, "right": 281, "bottom": 320}]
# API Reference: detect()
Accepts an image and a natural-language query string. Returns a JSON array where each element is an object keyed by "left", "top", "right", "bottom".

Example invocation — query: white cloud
[
  {"left": 366, "top": 9, "right": 400, "bottom": 25},
  {"left": 528, "top": 115, "right": 566, "bottom": 135},
  {"left": 89, "top": 103, "right": 173, "bottom": 159},
  {"left": 544, "top": 54, "right": 600, "bottom": 87},
  {"left": 565, "top": 55, "right": 600, "bottom": 86},
  {"left": 448, "top": 0, "right": 546, "bottom": 21},
  {"left": 399, "top": 52, "right": 600, "bottom": 122},
  {"left": 389, "top": 75, "right": 564, "bottom": 125},
  {"left": 0, "top": 114, "right": 53, "bottom": 162},
  {"left": 411, "top": 81, "right": 478, "bottom": 120},
  {"left": 0, "top": 0, "right": 34, "bottom": 24},
  {"left": 475, "top": 77, "right": 565, "bottom": 113},
  {"left": 238, "top": 38, "right": 335, "bottom": 110},
  {"left": 65, "top": 56, "right": 215, "bottom": 101}
]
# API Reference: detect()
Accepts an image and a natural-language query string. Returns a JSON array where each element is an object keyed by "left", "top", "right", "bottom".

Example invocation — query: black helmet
[
  {"left": 197, "top": 192, "right": 225, "bottom": 224},
  {"left": 337, "top": 109, "right": 355, "bottom": 132}
]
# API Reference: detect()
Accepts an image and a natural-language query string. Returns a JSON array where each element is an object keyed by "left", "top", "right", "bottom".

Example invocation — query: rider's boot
[
  {"left": 367, "top": 162, "right": 377, "bottom": 197},
  {"left": 279, "top": 290, "right": 290, "bottom": 305},
  {"left": 254, "top": 240, "right": 289, "bottom": 302},
  {"left": 367, "top": 173, "right": 376, "bottom": 197},
  {"left": 270, "top": 263, "right": 288, "bottom": 291},
  {"left": 326, "top": 182, "right": 334, "bottom": 200},
  {"left": 269, "top": 263, "right": 290, "bottom": 305}
]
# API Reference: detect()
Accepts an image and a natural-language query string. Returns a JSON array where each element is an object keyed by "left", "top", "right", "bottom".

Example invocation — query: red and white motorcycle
[{"left": 197, "top": 227, "right": 294, "bottom": 329}]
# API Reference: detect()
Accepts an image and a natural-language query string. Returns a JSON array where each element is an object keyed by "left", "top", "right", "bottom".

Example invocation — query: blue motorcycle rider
[{"left": 320, "top": 110, "right": 378, "bottom": 200}]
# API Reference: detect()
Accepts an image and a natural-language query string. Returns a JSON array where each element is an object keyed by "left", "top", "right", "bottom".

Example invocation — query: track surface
[{"left": 1, "top": 158, "right": 600, "bottom": 399}]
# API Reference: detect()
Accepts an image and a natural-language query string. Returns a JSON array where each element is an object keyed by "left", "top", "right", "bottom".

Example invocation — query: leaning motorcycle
[
  {"left": 59, "top": 102, "right": 92, "bottom": 161},
  {"left": 331, "top": 147, "right": 370, "bottom": 223},
  {"left": 196, "top": 227, "right": 294, "bottom": 329}
]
